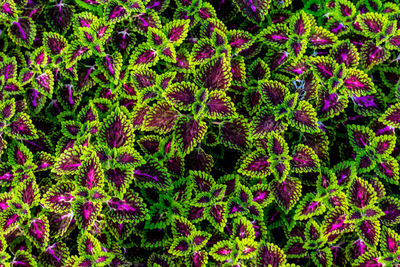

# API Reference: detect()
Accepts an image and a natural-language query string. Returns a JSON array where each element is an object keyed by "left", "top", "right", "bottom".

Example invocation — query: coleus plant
[{"left": 1, "top": 0, "right": 400, "bottom": 266}]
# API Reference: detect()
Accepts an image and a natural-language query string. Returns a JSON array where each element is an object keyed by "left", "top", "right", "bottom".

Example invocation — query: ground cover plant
[{"left": 1, "top": 0, "right": 400, "bottom": 266}]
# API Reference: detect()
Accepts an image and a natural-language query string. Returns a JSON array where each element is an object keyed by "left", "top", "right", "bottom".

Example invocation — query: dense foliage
[{"left": 1, "top": 0, "right": 400, "bottom": 266}]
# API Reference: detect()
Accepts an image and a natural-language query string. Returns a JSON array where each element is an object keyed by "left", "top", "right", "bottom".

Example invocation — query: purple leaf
[
  {"left": 143, "top": 101, "right": 179, "bottom": 133},
  {"left": 256, "top": 242, "right": 287, "bottom": 267},
  {"left": 134, "top": 158, "right": 172, "bottom": 190},
  {"left": 52, "top": 146, "right": 87, "bottom": 174},
  {"left": 43, "top": 182, "right": 75, "bottom": 213},
  {"left": 251, "top": 109, "right": 286, "bottom": 137},
  {"left": 271, "top": 177, "right": 302, "bottom": 213},
  {"left": 27, "top": 217, "right": 50, "bottom": 249},
  {"left": 45, "top": 2, "right": 74, "bottom": 33},
  {"left": 6, "top": 113, "right": 38, "bottom": 140},
  {"left": 233, "top": 0, "right": 270, "bottom": 23},
  {"left": 163, "top": 19, "right": 189, "bottom": 46},
  {"left": 40, "top": 242, "right": 70, "bottom": 267},
  {"left": 104, "top": 1, "right": 128, "bottom": 23},
  {"left": 220, "top": 117, "right": 250, "bottom": 150},
  {"left": 163, "top": 82, "right": 197, "bottom": 111},
  {"left": 205, "top": 91, "right": 236, "bottom": 119},
  {"left": 290, "top": 144, "right": 320, "bottom": 173},
  {"left": 106, "top": 190, "right": 147, "bottom": 223},
  {"left": 330, "top": 40, "right": 359, "bottom": 67},
  {"left": 259, "top": 80, "right": 288, "bottom": 107},
  {"left": 174, "top": 117, "right": 207, "bottom": 156},
  {"left": 196, "top": 55, "right": 232, "bottom": 91},
  {"left": 99, "top": 107, "right": 134, "bottom": 149},
  {"left": 357, "top": 219, "right": 380, "bottom": 247},
  {"left": 76, "top": 153, "right": 104, "bottom": 190},
  {"left": 105, "top": 167, "right": 132, "bottom": 194},
  {"left": 8, "top": 17, "right": 36, "bottom": 47},
  {"left": 73, "top": 199, "right": 101, "bottom": 230}
]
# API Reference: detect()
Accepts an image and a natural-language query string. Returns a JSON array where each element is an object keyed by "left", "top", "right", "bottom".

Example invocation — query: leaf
[
  {"left": 258, "top": 23, "right": 289, "bottom": 49},
  {"left": 40, "top": 242, "right": 70, "bottom": 267},
  {"left": 64, "top": 40, "right": 92, "bottom": 69},
  {"left": 106, "top": 216, "right": 135, "bottom": 241},
  {"left": 290, "top": 144, "right": 320, "bottom": 173},
  {"left": 357, "top": 219, "right": 381, "bottom": 247},
  {"left": 129, "top": 43, "right": 159, "bottom": 70},
  {"left": 73, "top": 199, "right": 102, "bottom": 230},
  {"left": 168, "top": 237, "right": 192, "bottom": 257},
  {"left": 376, "top": 156, "right": 399, "bottom": 184},
  {"left": 248, "top": 58, "right": 270, "bottom": 81},
  {"left": 196, "top": 55, "right": 232, "bottom": 91},
  {"left": 233, "top": 217, "right": 256, "bottom": 240},
  {"left": 34, "top": 70, "right": 55, "bottom": 98},
  {"left": 15, "top": 176, "right": 40, "bottom": 206},
  {"left": 143, "top": 101, "right": 179, "bottom": 134},
  {"left": 210, "top": 240, "right": 234, "bottom": 261},
  {"left": 43, "top": 32, "right": 69, "bottom": 57},
  {"left": 256, "top": 242, "right": 287, "bottom": 267},
  {"left": 207, "top": 202, "right": 227, "bottom": 231},
  {"left": 174, "top": 116, "right": 207, "bottom": 156},
  {"left": 308, "top": 26, "right": 337, "bottom": 49},
  {"left": 13, "top": 251, "right": 37, "bottom": 267},
  {"left": 0, "top": 0, "right": 17, "bottom": 21},
  {"left": 379, "top": 197, "right": 400, "bottom": 226},
  {"left": 104, "top": 0, "right": 129, "bottom": 24},
  {"left": 356, "top": 12, "right": 386, "bottom": 38},
  {"left": 99, "top": 107, "right": 135, "bottom": 149},
  {"left": 372, "top": 135, "right": 396, "bottom": 156},
  {"left": 267, "top": 132, "right": 289, "bottom": 157},
  {"left": 259, "top": 80, "right": 289, "bottom": 107},
  {"left": 360, "top": 42, "right": 389, "bottom": 70},
  {"left": 104, "top": 167, "right": 133, "bottom": 195},
  {"left": 114, "top": 146, "right": 143, "bottom": 168},
  {"left": 163, "top": 19, "right": 190, "bottom": 46},
  {"left": 290, "top": 10, "right": 313, "bottom": 37},
  {"left": 5, "top": 113, "right": 38, "bottom": 140},
  {"left": 45, "top": 1, "right": 74, "bottom": 33},
  {"left": 75, "top": 153, "right": 104, "bottom": 190},
  {"left": 271, "top": 177, "right": 302, "bottom": 213},
  {"left": 52, "top": 146, "right": 87, "bottom": 175},
  {"left": 334, "top": 0, "right": 357, "bottom": 20},
  {"left": 381, "top": 227, "right": 400, "bottom": 254},
  {"left": 163, "top": 82, "right": 197, "bottom": 111},
  {"left": 106, "top": 190, "right": 147, "bottom": 223},
  {"left": 228, "top": 30, "right": 254, "bottom": 53},
  {"left": 294, "top": 193, "right": 326, "bottom": 221},
  {"left": 348, "top": 177, "right": 377, "bottom": 209},
  {"left": 219, "top": 117, "right": 250, "bottom": 150},
  {"left": 205, "top": 91, "right": 236, "bottom": 119},
  {"left": 330, "top": 40, "right": 359, "bottom": 67},
  {"left": 251, "top": 108, "right": 287, "bottom": 137},
  {"left": 322, "top": 208, "right": 353, "bottom": 235},
  {"left": 238, "top": 150, "right": 271, "bottom": 178},
  {"left": 43, "top": 182, "right": 75, "bottom": 213},
  {"left": 98, "top": 52, "right": 122, "bottom": 85},
  {"left": 190, "top": 39, "right": 216, "bottom": 65},
  {"left": 379, "top": 103, "right": 400, "bottom": 128},
  {"left": 233, "top": 0, "right": 270, "bottom": 23},
  {"left": 283, "top": 237, "right": 307, "bottom": 259},
  {"left": 134, "top": 157, "right": 172, "bottom": 190},
  {"left": 78, "top": 232, "right": 101, "bottom": 256},
  {"left": 8, "top": 17, "right": 36, "bottom": 47},
  {"left": 343, "top": 69, "right": 375, "bottom": 97},
  {"left": 347, "top": 124, "right": 374, "bottom": 151},
  {"left": 171, "top": 216, "right": 195, "bottom": 237},
  {"left": 26, "top": 216, "right": 50, "bottom": 250}
]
